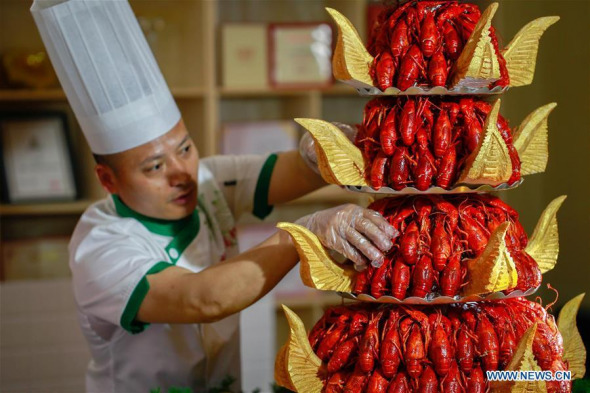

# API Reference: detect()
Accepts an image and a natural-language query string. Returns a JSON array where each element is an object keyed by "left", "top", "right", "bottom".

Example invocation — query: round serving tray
[
  {"left": 338, "top": 286, "right": 539, "bottom": 305},
  {"left": 345, "top": 179, "right": 523, "bottom": 195},
  {"left": 346, "top": 83, "right": 509, "bottom": 97}
]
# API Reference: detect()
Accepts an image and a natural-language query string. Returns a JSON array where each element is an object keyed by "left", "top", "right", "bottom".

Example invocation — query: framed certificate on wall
[
  {"left": 222, "top": 23, "right": 269, "bottom": 88},
  {"left": 0, "top": 112, "right": 77, "bottom": 203},
  {"left": 221, "top": 120, "right": 299, "bottom": 155},
  {"left": 268, "top": 23, "right": 333, "bottom": 89}
]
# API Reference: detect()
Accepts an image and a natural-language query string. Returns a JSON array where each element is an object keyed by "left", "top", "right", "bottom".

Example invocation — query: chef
[{"left": 31, "top": 1, "right": 396, "bottom": 392}]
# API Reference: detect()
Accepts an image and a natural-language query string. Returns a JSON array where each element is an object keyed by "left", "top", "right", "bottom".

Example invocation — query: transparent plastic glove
[
  {"left": 299, "top": 122, "right": 357, "bottom": 175},
  {"left": 295, "top": 204, "right": 399, "bottom": 270}
]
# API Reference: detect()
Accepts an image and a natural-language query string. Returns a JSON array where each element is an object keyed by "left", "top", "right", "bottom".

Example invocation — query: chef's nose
[{"left": 168, "top": 157, "right": 191, "bottom": 186}]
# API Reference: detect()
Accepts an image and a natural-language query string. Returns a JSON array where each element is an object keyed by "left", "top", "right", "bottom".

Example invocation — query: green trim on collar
[
  {"left": 120, "top": 261, "right": 172, "bottom": 334},
  {"left": 253, "top": 154, "right": 278, "bottom": 219},
  {"left": 112, "top": 194, "right": 197, "bottom": 237},
  {"left": 165, "top": 215, "right": 200, "bottom": 264}
]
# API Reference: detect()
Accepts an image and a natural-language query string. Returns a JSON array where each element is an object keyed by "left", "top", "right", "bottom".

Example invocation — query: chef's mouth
[{"left": 170, "top": 187, "right": 196, "bottom": 205}]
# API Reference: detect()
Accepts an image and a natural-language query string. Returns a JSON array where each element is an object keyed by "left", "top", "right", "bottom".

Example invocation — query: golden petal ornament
[
  {"left": 277, "top": 305, "right": 324, "bottom": 393},
  {"left": 463, "top": 222, "right": 518, "bottom": 296},
  {"left": 274, "top": 342, "right": 296, "bottom": 391},
  {"left": 277, "top": 222, "right": 355, "bottom": 292},
  {"left": 451, "top": 2, "right": 501, "bottom": 89},
  {"left": 557, "top": 293, "right": 586, "bottom": 379},
  {"left": 325, "top": 7, "right": 374, "bottom": 88},
  {"left": 525, "top": 195, "right": 566, "bottom": 274},
  {"left": 513, "top": 103, "right": 557, "bottom": 176},
  {"left": 457, "top": 99, "right": 512, "bottom": 185},
  {"left": 502, "top": 17, "right": 560, "bottom": 87},
  {"left": 490, "top": 323, "right": 548, "bottom": 393},
  {"left": 295, "top": 118, "right": 368, "bottom": 187}
]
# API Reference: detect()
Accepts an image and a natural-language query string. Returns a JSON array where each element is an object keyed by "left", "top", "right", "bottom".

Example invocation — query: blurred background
[{"left": 0, "top": 0, "right": 588, "bottom": 392}]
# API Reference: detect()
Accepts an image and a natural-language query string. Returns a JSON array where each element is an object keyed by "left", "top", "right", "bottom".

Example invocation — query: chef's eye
[
  {"left": 145, "top": 162, "right": 163, "bottom": 173},
  {"left": 180, "top": 144, "right": 191, "bottom": 155}
]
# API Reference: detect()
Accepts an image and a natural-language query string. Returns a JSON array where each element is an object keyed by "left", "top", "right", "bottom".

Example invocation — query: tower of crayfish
[{"left": 274, "top": 2, "right": 585, "bottom": 393}]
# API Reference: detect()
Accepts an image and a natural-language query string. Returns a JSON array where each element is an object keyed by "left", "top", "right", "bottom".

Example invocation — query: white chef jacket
[{"left": 69, "top": 154, "right": 278, "bottom": 393}]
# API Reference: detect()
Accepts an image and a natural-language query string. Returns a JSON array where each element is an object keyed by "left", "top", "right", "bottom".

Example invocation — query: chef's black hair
[{"left": 93, "top": 154, "right": 118, "bottom": 173}]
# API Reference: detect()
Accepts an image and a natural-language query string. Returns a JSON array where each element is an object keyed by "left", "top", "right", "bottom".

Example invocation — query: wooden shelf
[
  {"left": 0, "top": 0, "right": 371, "bottom": 232},
  {"left": 0, "top": 187, "right": 360, "bottom": 216},
  {"left": 0, "top": 200, "right": 95, "bottom": 216},
  {"left": 285, "top": 185, "right": 369, "bottom": 206},
  {"left": 317, "top": 83, "right": 361, "bottom": 96},
  {"left": 0, "top": 187, "right": 363, "bottom": 217},
  {"left": 219, "top": 87, "right": 312, "bottom": 98},
  {"left": 0, "top": 88, "right": 66, "bottom": 101},
  {"left": 0, "top": 88, "right": 207, "bottom": 102},
  {"left": 171, "top": 87, "right": 208, "bottom": 99},
  {"left": 218, "top": 83, "right": 360, "bottom": 98},
  {"left": 274, "top": 290, "right": 350, "bottom": 310}
]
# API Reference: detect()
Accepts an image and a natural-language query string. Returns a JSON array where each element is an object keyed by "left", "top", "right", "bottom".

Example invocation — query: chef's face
[{"left": 96, "top": 120, "right": 199, "bottom": 220}]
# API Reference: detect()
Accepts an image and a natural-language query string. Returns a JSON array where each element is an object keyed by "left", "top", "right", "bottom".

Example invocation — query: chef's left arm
[
  {"left": 267, "top": 122, "right": 356, "bottom": 204},
  {"left": 266, "top": 149, "right": 327, "bottom": 205}
]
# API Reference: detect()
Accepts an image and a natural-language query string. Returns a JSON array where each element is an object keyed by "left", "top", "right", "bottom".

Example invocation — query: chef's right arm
[{"left": 137, "top": 203, "right": 394, "bottom": 324}]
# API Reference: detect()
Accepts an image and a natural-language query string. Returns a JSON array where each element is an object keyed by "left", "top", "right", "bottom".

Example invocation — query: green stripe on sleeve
[
  {"left": 253, "top": 153, "right": 278, "bottom": 220},
  {"left": 120, "top": 261, "right": 172, "bottom": 334}
]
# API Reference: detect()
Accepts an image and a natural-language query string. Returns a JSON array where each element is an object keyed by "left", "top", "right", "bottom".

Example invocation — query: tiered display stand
[{"left": 274, "top": 2, "right": 585, "bottom": 392}]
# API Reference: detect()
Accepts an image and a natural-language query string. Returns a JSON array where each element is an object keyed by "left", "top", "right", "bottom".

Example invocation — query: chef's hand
[
  {"left": 299, "top": 122, "right": 357, "bottom": 175},
  {"left": 295, "top": 204, "right": 398, "bottom": 270}
]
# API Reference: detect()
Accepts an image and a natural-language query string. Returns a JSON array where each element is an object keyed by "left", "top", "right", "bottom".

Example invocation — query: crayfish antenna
[
  {"left": 513, "top": 102, "right": 557, "bottom": 176},
  {"left": 544, "top": 283, "right": 559, "bottom": 312},
  {"left": 502, "top": 16, "right": 560, "bottom": 87}
]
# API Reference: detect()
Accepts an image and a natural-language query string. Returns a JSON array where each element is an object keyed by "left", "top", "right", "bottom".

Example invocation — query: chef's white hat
[{"left": 31, "top": 0, "right": 181, "bottom": 155}]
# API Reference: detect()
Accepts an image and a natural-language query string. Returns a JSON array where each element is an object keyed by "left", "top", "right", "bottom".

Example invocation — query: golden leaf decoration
[
  {"left": 457, "top": 99, "right": 512, "bottom": 185},
  {"left": 295, "top": 118, "right": 368, "bottom": 187},
  {"left": 277, "top": 222, "right": 355, "bottom": 292},
  {"left": 513, "top": 103, "right": 556, "bottom": 176},
  {"left": 280, "top": 305, "right": 324, "bottom": 393},
  {"left": 451, "top": 2, "right": 501, "bottom": 89},
  {"left": 525, "top": 195, "right": 566, "bottom": 274},
  {"left": 491, "top": 323, "right": 548, "bottom": 393},
  {"left": 463, "top": 222, "right": 518, "bottom": 296},
  {"left": 502, "top": 16, "right": 560, "bottom": 87},
  {"left": 557, "top": 293, "right": 586, "bottom": 379},
  {"left": 274, "top": 342, "right": 296, "bottom": 391},
  {"left": 325, "top": 7, "right": 374, "bottom": 87}
]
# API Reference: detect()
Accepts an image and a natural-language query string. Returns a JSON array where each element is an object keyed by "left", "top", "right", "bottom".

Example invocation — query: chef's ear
[{"left": 95, "top": 164, "right": 118, "bottom": 194}]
